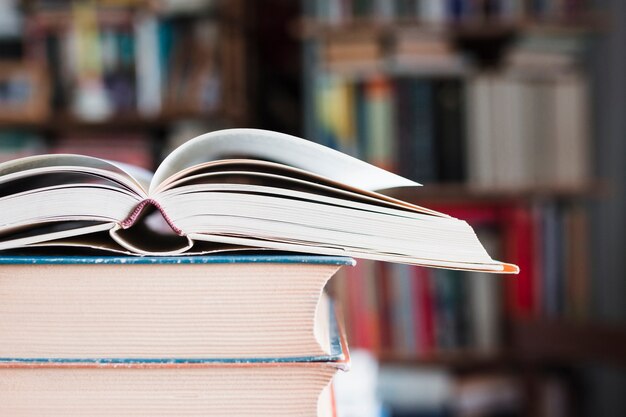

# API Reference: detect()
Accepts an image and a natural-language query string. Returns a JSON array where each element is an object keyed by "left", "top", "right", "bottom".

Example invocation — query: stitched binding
[{"left": 120, "top": 199, "right": 184, "bottom": 236}]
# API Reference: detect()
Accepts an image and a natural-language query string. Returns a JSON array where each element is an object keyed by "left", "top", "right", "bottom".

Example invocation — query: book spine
[
  {"left": 466, "top": 75, "right": 495, "bottom": 187},
  {"left": 416, "top": 267, "right": 437, "bottom": 354},
  {"left": 135, "top": 12, "right": 162, "bottom": 116},
  {"left": 378, "top": 261, "right": 394, "bottom": 351},
  {"left": 434, "top": 79, "right": 466, "bottom": 182},
  {"left": 412, "top": 78, "right": 437, "bottom": 183},
  {"left": 505, "top": 206, "right": 537, "bottom": 319},
  {"left": 394, "top": 77, "right": 415, "bottom": 180},
  {"left": 364, "top": 76, "right": 396, "bottom": 171}
]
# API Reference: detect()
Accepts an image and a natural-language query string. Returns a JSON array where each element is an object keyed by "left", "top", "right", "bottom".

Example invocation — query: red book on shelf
[
  {"left": 362, "top": 260, "right": 382, "bottom": 353},
  {"left": 414, "top": 266, "right": 437, "bottom": 355},
  {"left": 345, "top": 260, "right": 381, "bottom": 351},
  {"left": 346, "top": 261, "right": 368, "bottom": 348},
  {"left": 504, "top": 207, "right": 537, "bottom": 319},
  {"left": 376, "top": 262, "right": 394, "bottom": 351},
  {"left": 363, "top": 76, "right": 396, "bottom": 172}
]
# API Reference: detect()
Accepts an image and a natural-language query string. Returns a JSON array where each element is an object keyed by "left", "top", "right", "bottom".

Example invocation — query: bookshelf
[
  {"left": 0, "top": 0, "right": 248, "bottom": 169},
  {"left": 302, "top": 0, "right": 607, "bottom": 415}
]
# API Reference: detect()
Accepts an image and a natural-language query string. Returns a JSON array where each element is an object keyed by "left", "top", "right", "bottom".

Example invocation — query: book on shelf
[
  {"left": 466, "top": 72, "right": 590, "bottom": 189},
  {"left": 330, "top": 260, "right": 502, "bottom": 356},
  {"left": 308, "top": 0, "right": 591, "bottom": 25},
  {"left": 24, "top": 1, "right": 225, "bottom": 121},
  {"left": 312, "top": 70, "right": 590, "bottom": 189},
  {"left": 329, "top": 201, "right": 591, "bottom": 358},
  {"left": 313, "top": 75, "right": 472, "bottom": 184},
  {"left": 0, "top": 128, "right": 517, "bottom": 273},
  {"left": 395, "top": 77, "right": 436, "bottom": 183},
  {"left": 518, "top": 201, "right": 589, "bottom": 320}
]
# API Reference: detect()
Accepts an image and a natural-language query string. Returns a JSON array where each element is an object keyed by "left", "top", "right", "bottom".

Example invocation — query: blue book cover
[
  {"left": 0, "top": 254, "right": 356, "bottom": 267},
  {"left": 412, "top": 79, "right": 437, "bottom": 183}
]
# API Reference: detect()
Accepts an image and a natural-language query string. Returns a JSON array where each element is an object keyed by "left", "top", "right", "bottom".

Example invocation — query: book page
[
  {"left": 153, "top": 159, "right": 443, "bottom": 217},
  {"left": 0, "top": 185, "right": 141, "bottom": 233},
  {"left": 0, "top": 222, "right": 116, "bottom": 252},
  {"left": 0, "top": 154, "right": 151, "bottom": 196},
  {"left": 151, "top": 128, "right": 418, "bottom": 194}
]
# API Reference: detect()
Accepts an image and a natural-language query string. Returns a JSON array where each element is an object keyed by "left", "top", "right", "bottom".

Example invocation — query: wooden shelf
[
  {"left": 512, "top": 320, "right": 626, "bottom": 367},
  {"left": 24, "top": 6, "right": 140, "bottom": 30},
  {"left": 376, "top": 320, "right": 626, "bottom": 370},
  {"left": 319, "top": 61, "right": 470, "bottom": 79},
  {"left": 0, "top": 111, "right": 224, "bottom": 133},
  {"left": 296, "top": 15, "right": 604, "bottom": 40},
  {"left": 379, "top": 350, "right": 513, "bottom": 371}
]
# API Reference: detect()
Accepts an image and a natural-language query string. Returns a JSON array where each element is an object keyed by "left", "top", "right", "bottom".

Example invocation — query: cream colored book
[
  {"left": 0, "top": 255, "right": 350, "bottom": 360},
  {"left": 0, "top": 363, "right": 342, "bottom": 417},
  {"left": 0, "top": 128, "right": 517, "bottom": 273}
]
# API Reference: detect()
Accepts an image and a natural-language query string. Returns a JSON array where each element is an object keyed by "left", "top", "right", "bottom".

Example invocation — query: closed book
[
  {"left": 0, "top": 254, "right": 353, "bottom": 360},
  {"left": 395, "top": 78, "right": 436, "bottom": 183},
  {"left": 414, "top": 266, "right": 436, "bottom": 354},
  {"left": 0, "top": 299, "right": 349, "bottom": 417},
  {"left": 390, "top": 263, "right": 417, "bottom": 354},
  {"left": 434, "top": 79, "right": 466, "bottom": 183},
  {"left": 541, "top": 203, "right": 564, "bottom": 317},
  {"left": 505, "top": 207, "right": 538, "bottom": 319},
  {"left": 411, "top": 79, "right": 437, "bottom": 183},
  {"left": 467, "top": 229, "right": 503, "bottom": 352},
  {"left": 466, "top": 75, "right": 495, "bottom": 187},
  {"left": 364, "top": 77, "right": 396, "bottom": 172}
]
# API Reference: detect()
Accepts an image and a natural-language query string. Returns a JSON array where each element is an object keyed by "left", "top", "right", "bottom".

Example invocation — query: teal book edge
[{"left": 0, "top": 254, "right": 356, "bottom": 266}]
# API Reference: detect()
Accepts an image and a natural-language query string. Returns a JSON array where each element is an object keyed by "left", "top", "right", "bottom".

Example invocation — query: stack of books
[
  {"left": 0, "top": 128, "right": 517, "bottom": 415},
  {"left": 0, "top": 255, "right": 352, "bottom": 415}
]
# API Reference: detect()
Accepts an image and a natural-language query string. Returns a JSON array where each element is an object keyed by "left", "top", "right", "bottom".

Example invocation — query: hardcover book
[
  {"left": 0, "top": 255, "right": 352, "bottom": 359},
  {"left": 0, "top": 128, "right": 517, "bottom": 273},
  {"left": 0, "top": 291, "right": 349, "bottom": 417}
]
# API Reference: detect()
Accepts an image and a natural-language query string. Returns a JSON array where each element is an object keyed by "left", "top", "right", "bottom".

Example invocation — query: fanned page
[
  {"left": 150, "top": 128, "right": 418, "bottom": 194},
  {"left": 0, "top": 154, "right": 153, "bottom": 251},
  {"left": 0, "top": 129, "right": 518, "bottom": 273}
]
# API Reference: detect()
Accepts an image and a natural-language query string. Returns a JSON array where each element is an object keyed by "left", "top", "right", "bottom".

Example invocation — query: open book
[{"left": 0, "top": 128, "right": 517, "bottom": 273}]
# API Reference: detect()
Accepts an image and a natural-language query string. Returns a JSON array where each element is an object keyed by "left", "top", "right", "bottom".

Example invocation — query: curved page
[
  {"left": 0, "top": 154, "right": 150, "bottom": 195},
  {"left": 151, "top": 128, "right": 418, "bottom": 194}
]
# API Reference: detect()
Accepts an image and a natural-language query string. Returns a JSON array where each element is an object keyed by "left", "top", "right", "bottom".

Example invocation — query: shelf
[
  {"left": 23, "top": 2, "right": 228, "bottom": 31},
  {"left": 24, "top": 6, "right": 139, "bottom": 30},
  {"left": 0, "top": 111, "right": 224, "bottom": 133},
  {"left": 379, "top": 350, "right": 513, "bottom": 371},
  {"left": 318, "top": 61, "right": 470, "bottom": 79},
  {"left": 376, "top": 319, "right": 626, "bottom": 370},
  {"left": 296, "top": 15, "right": 604, "bottom": 40},
  {"left": 512, "top": 320, "right": 626, "bottom": 367}
]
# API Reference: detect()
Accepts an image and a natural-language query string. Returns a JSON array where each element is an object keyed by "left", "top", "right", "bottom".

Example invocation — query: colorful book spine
[
  {"left": 364, "top": 76, "right": 396, "bottom": 172},
  {"left": 434, "top": 79, "right": 466, "bottom": 183}
]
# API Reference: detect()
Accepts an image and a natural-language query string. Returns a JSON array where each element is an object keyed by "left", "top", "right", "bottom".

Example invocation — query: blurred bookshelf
[
  {"left": 301, "top": 1, "right": 619, "bottom": 416},
  {"left": 0, "top": 0, "right": 247, "bottom": 169}
]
